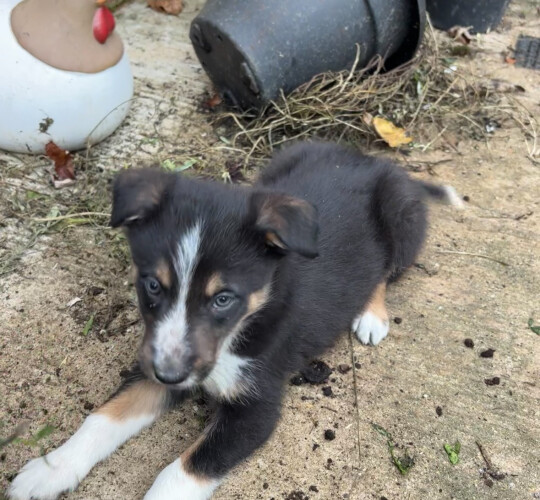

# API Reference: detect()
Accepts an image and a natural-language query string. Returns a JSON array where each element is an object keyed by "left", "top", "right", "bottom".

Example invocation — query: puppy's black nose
[{"left": 153, "top": 363, "right": 189, "bottom": 385}]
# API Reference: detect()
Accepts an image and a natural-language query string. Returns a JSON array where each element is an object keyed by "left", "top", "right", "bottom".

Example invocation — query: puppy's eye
[
  {"left": 144, "top": 277, "right": 161, "bottom": 296},
  {"left": 212, "top": 292, "right": 235, "bottom": 310}
]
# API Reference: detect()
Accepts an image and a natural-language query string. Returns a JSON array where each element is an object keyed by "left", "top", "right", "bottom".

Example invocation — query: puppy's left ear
[
  {"left": 250, "top": 192, "right": 319, "bottom": 258},
  {"left": 110, "top": 167, "right": 171, "bottom": 228}
]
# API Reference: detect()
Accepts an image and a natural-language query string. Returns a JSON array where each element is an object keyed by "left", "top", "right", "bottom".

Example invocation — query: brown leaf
[
  {"left": 448, "top": 26, "right": 473, "bottom": 45},
  {"left": 45, "top": 141, "right": 76, "bottom": 188},
  {"left": 147, "top": 0, "right": 183, "bottom": 15},
  {"left": 204, "top": 93, "right": 223, "bottom": 110},
  {"left": 373, "top": 117, "right": 412, "bottom": 148}
]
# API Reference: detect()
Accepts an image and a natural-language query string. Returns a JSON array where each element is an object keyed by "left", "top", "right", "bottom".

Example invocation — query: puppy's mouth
[{"left": 138, "top": 341, "right": 215, "bottom": 390}]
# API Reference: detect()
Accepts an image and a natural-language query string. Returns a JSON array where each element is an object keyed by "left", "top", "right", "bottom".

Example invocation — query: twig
[
  {"left": 320, "top": 405, "right": 338, "bottom": 414},
  {"left": 476, "top": 441, "right": 494, "bottom": 470},
  {"left": 32, "top": 212, "right": 110, "bottom": 222},
  {"left": 476, "top": 441, "right": 506, "bottom": 481},
  {"left": 347, "top": 332, "right": 363, "bottom": 472},
  {"left": 436, "top": 250, "right": 509, "bottom": 267}
]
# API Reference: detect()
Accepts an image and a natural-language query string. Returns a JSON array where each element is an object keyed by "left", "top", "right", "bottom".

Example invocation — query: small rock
[
  {"left": 322, "top": 386, "right": 333, "bottom": 397},
  {"left": 354, "top": 362, "right": 361, "bottom": 369},
  {"left": 263, "top": 482, "right": 269, "bottom": 490},
  {"left": 312, "top": 443, "right": 320, "bottom": 451},
  {"left": 83, "top": 401, "right": 95, "bottom": 411},
  {"left": 464, "top": 338, "right": 474, "bottom": 348},
  {"left": 324, "top": 429, "right": 336, "bottom": 441},
  {"left": 337, "top": 364, "right": 351, "bottom": 374},
  {"left": 309, "top": 485, "right": 319, "bottom": 492},
  {"left": 436, "top": 406, "right": 443, "bottom": 416},
  {"left": 480, "top": 348, "right": 495, "bottom": 358},
  {"left": 463, "top": 195, "right": 470, "bottom": 202},
  {"left": 290, "top": 375, "right": 305, "bottom": 386},
  {"left": 284, "top": 491, "right": 308, "bottom": 500},
  {"left": 89, "top": 286, "right": 104, "bottom": 296},
  {"left": 484, "top": 478, "right": 494, "bottom": 487},
  {"left": 394, "top": 317, "right": 403, "bottom": 324},
  {"left": 484, "top": 377, "right": 500, "bottom": 386}
]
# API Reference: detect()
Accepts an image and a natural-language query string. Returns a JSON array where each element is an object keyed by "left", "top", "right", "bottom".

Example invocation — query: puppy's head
[{"left": 111, "top": 167, "right": 318, "bottom": 389}]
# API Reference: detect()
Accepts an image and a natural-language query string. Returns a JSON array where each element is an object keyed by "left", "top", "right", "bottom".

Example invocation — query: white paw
[
  {"left": 8, "top": 453, "right": 80, "bottom": 500},
  {"left": 352, "top": 311, "right": 390, "bottom": 346},
  {"left": 144, "top": 459, "right": 219, "bottom": 500}
]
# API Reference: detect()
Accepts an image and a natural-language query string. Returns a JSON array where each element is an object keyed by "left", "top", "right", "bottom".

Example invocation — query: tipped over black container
[
  {"left": 426, "top": 0, "right": 510, "bottom": 33},
  {"left": 190, "top": 0, "right": 426, "bottom": 109}
]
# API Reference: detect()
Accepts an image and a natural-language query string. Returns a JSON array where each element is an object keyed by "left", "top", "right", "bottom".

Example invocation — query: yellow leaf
[{"left": 373, "top": 117, "right": 413, "bottom": 148}]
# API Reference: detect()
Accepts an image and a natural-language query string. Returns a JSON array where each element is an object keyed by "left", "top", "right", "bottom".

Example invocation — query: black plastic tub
[
  {"left": 190, "top": 0, "right": 426, "bottom": 110},
  {"left": 426, "top": 0, "right": 510, "bottom": 33}
]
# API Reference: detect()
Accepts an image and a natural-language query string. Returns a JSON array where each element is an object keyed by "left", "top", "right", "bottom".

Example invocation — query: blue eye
[
  {"left": 212, "top": 292, "right": 235, "bottom": 310},
  {"left": 144, "top": 277, "right": 161, "bottom": 296}
]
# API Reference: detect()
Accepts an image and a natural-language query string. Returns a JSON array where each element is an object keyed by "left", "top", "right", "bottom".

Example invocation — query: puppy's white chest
[{"left": 202, "top": 349, "right": 254, "bottom": 401}]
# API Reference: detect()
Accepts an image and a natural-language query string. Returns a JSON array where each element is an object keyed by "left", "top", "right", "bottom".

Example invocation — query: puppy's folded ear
[
  {"left": 250, "top": 192, "right": 319, "bottom": 258},
  {"left": 110, "top": 168, "right": 171, "bottom": 228}
]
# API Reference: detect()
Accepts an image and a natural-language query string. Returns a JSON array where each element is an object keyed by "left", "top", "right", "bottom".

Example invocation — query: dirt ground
[{"left": 1, "top": 1, "right": 539, "bottom": 499}]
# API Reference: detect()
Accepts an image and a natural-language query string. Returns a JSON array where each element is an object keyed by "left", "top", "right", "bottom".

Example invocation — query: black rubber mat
[{"left": 515, "top": 35, "right": 540, "bottom": 70}]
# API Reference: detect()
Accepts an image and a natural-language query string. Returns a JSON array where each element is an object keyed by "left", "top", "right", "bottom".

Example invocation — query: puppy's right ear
[{"left": 110, "top": 168, "right": 171, "bottom": 228}]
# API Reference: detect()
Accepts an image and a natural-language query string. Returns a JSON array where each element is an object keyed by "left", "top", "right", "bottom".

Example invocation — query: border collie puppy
[{"left": 9, "top": 141, "right": 461, "bottom": 500}]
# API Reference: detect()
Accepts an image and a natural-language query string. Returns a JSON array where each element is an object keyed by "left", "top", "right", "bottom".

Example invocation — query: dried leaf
[
  {"left": 147, "top": 0, "right": 183, "bottom": 15},
  {"left": 205, "top": 93, "right": 223, "bottom": 109},
  {"left": 373, "top": 117, "right": 412, "bottom": 148},
  {"left": 448, "top": 26, "right": 473, "bottom": 45},
  {"left": 45, "top": 141, "right": 75, "bottom": 188},
  {"left": 66, "top": 297, "right": 82, "bottom": 308}
]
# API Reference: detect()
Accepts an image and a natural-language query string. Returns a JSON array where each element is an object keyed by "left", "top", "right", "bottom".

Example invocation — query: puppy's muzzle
[{"left": 152, "top": 353, "right": 193, "bottom": 385}]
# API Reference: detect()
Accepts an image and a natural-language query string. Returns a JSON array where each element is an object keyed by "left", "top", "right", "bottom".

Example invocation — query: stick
[{"left": 436, "top": 250, "right": 509, "bottom": 267}]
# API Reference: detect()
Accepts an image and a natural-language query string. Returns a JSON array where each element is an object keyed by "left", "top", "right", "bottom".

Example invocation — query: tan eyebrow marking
[
  {"left": 205, "top": 272, "right": 225, "bottom": 297},
  {"left": 155, "top": 258, "right": 172, "bottom": 289}
]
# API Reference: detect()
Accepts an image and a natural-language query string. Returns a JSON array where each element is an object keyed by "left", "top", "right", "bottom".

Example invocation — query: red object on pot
[{"left": 93, "top": 6, "right": 115, "bottom": 44}]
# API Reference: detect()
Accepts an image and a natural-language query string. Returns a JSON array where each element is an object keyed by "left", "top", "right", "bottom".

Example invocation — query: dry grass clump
[{"left": 220, "top": 24, "right": 537, "bottom": 163}]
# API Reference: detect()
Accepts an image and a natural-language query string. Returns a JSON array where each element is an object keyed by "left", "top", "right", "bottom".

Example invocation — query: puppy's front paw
[
  {"left": 7, "top": 453, "right": 79, "bottom": 500},
  {"left": 352, "top": 311, "right": 389, "bottom": 346},
  {"left": 144, "top": 459, "right": 218, "bottom": 500}
]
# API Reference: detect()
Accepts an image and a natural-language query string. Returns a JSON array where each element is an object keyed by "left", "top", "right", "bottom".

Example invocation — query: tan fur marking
[
  {"left": 181, "top": 432, "right": 212, "bottom": 484},
  {"left": 97, "top": 380, "right": 167, "bottom": 421},
  {"left": 205, "top": 273, "right": 224, "bottom": 297},
  {"left": 155, "top": 259, "right": 172, "bottom": 289},
  {"left": 365, "top": 282, "right": 388, "bottom": 321},
  {"left": 247, "top": 285, "right": 270, "bottom": 315},
  {"left": 265, "top": 231, "right": 286, "bottom": 250}
]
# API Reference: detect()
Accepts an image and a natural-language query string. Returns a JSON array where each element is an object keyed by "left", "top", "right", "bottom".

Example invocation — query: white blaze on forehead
[{"left": 154, "top": 222, "right": 202, "bottom": 362}]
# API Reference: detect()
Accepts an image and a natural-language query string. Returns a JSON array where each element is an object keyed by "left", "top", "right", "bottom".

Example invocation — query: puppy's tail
[{"left": 416, "top": 181, "right": 465, "bottom": 209}]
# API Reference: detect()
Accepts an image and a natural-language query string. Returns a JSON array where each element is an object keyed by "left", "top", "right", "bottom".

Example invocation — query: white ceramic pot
[{"left": 0, "top": 0, "right": 133, "bottom": 154}]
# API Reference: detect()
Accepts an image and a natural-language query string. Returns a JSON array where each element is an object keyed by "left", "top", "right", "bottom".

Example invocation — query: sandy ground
[{"left": 1, "top": 1, "right": 539, "bottom": 499}]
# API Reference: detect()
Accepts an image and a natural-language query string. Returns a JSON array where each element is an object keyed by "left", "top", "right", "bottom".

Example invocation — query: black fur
[{"left": 111, "top": 141, "right": 445, "bottom": 486}]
